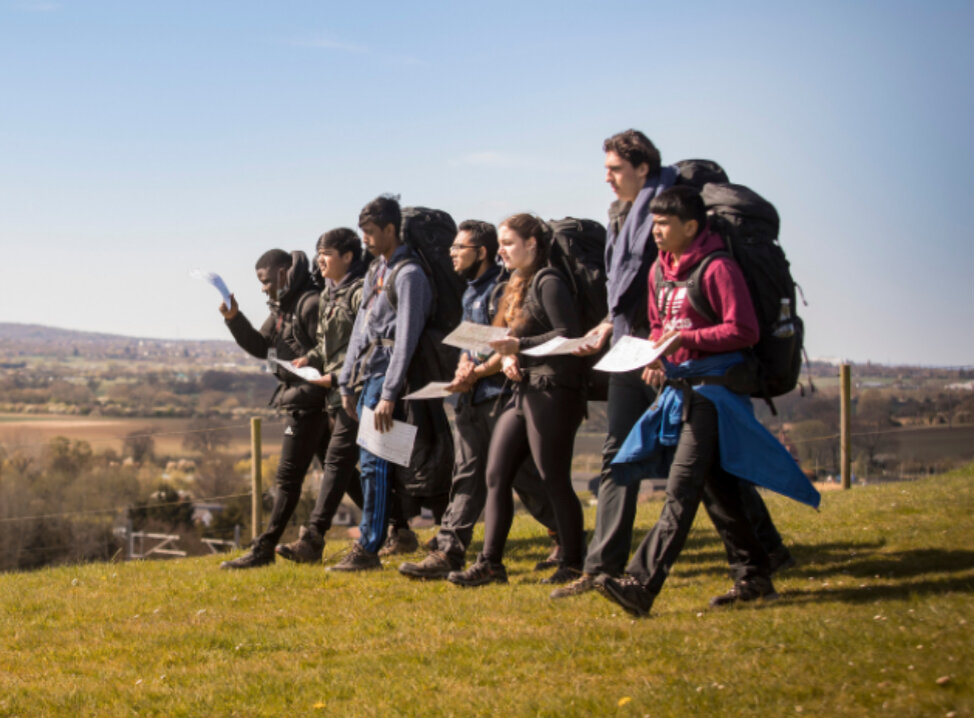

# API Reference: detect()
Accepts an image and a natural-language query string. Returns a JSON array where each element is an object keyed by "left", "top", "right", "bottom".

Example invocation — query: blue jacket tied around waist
[{"left": 611, "top": 353, "right": 821, "bottom": 509}]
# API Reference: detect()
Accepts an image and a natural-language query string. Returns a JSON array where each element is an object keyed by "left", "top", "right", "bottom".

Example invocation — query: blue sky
[{"left": 0, "top": 1, "right": 973, "bottom": 366}]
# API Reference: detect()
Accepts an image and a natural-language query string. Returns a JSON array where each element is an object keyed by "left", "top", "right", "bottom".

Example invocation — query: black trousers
[
  {"left": 307, "top": 407, "right": 364, "bottom": 536},
  {"left": 436, "top": 397, "right": 558, "bottom": 567},
  {"left": 626, "top": 393, "right": 770, "bottom": 597},
  {"left": 259, "top": 410, "right": 330, "bottom": 547},
  {"left": 585, "top": 369, "right": 787, "bottom": 576},
  {"left": 481, "top": 386, "right": 585, "bottom": 568}
]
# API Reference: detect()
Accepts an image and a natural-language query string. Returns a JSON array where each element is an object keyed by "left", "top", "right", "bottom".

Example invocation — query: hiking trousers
[
  {"left": 259, "top": 410, "right": 329, "bottom": 548},
  {"left": 481, "top": 385, "right": 585, "bottom": 568},
  {"left": 307, "top": 406, "right": 364, "bottom": 536},
  {"left": 584, "top": 369, "right": 788, "bottom": 577},
  {"left": 626, "top": 392, "right": 770, "bottom": 597},
  {"left": 436, "top": 396, "right": 558, "bottom": 568}
]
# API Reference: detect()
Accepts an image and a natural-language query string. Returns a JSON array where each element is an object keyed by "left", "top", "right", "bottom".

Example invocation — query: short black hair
[
  {"left": 650, "top": 186, "right": 707, "bottom": 233},
  {"left": 316, "top": 227, "right": 362, "bottom": 263},
  {"left": 358, "top": 194, "right": 401, "bottom": 236},
  {"left": 603, "top": 129, "right": 661, "bottom": 175},
  {"left": 255, "top": 249, "right": 291, "bottom": 271},
  {"left": 458, "top": 219, "right": 498, "bottom": 259}
]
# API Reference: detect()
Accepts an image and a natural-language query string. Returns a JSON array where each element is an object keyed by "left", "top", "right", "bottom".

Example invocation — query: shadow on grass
[{"left": 783, "top": 574, "right": 974, "bottom": 604}]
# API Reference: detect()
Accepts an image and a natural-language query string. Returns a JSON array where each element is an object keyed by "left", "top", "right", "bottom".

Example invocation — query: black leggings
[{"left": 481, "top": 386, "right": 585, "bottom": 568}]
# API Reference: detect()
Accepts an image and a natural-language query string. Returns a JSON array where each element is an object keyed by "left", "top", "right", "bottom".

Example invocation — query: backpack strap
[
  {"left": 292, "top": 290, "right": 320, "bottom": 352},
  {"left": 524, "top": 267, "right": 563, "bottom": 327},
  {"left": 653, "top": 252, "right": 727, "bottom": 325},
  {"left": 383, "top": 256, "right": 436, "bottom": 320}
]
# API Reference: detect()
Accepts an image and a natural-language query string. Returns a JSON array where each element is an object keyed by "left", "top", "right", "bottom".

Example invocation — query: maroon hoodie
[{"left": 647, "top": 227, "right": 759, "bottom": 364}]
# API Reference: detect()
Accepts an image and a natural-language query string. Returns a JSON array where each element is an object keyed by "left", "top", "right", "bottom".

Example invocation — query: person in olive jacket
[
  {"left": 218, "top": 249, "right": 328, "bottom": 569},
  {"left": 276, "top": 228, "right": 368, "bottom": 564}
]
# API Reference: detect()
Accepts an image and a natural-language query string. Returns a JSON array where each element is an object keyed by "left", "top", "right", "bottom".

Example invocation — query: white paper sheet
[
  {"left": 520, "top": 335, "right": 596, "bottom": 357},
  {"left": 356, "top": 407, "right": 418, "bottom": 467},
  {"left": 593, "top": 334, "right": 682, "bottom": 373},
  {"left": 190, "top": 270, "right": 233, "bottom": 309},
  {"left": 402, "top": 382, "right": 453, "bottom": 401},
  {"left": 270, "top": 357, "right": 323, "bottom": 382},
  {"left": 442, "top": 321, "right": 510, "bottom": 354}
]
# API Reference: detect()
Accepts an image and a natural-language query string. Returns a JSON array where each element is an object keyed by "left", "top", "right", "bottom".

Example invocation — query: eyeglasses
[{"left": 449, "top": 244, "right": 480, "bottom": 253}]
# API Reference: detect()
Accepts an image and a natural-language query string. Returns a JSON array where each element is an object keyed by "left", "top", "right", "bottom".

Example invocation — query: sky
[{"left": 0, "top": 1, "right": 973, "bottom": 366}]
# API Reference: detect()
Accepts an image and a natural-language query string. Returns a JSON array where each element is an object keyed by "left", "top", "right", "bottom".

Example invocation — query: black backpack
[
  {"left": 665, "top": 160, "right": 805, "bottom": 410},
  {"left": 374, "top": 206, "right": 461, "bottom": 498},
  {"left": 524, "top": 217, "right": 610, "bottom": 401},
  {"left": 379, "top": 206, "right": 464, "bottom": 384}
]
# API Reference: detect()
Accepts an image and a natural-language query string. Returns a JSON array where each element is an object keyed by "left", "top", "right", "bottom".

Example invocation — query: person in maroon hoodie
[{"left": 596, "top": 185, "right": 777, "bottom": 617}]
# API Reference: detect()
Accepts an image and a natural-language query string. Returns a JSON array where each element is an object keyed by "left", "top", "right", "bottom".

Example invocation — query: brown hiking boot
[
  {"left": 398, "top": 551, "right": 456, "bottom": 580},
  {"left": 326, "top": 542, "right": 381, "bottom": 572},
  {"left": 378, "top": 526, "right": 419, "bottom": 557},
  {"left": 549, "top": 573, "right": 597, "bottom": 600},
  {"left": 275, "top": 526, "right": 324, "bottom": 564}
]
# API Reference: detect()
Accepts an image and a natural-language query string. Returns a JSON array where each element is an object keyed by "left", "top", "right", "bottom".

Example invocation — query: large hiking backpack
[
  {"left": 523, "top": 217, "right": 609, "bottom": 401},
  {"left": 667, "top": 160, "right": 805, "bottom": 409},
  {"left": 376, "top": 206, "right": 461, "bottom": 498}
]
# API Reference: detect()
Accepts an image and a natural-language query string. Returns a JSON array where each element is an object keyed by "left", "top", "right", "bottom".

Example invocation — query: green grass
[{"left": 0, "top": 467, "right": 972, "bottom": 717}]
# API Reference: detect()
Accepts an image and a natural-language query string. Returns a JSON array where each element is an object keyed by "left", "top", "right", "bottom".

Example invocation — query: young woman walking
[{"left": 447, "top": 213, "right": 587, "bottom": 587}]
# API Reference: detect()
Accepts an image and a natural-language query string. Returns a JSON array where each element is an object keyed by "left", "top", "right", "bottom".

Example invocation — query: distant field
[{"left": 0, "top": 413, "right": 286, "bottom": 459}]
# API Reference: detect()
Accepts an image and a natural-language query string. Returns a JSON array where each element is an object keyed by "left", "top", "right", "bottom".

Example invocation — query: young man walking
[
  {"left": 219, "top": 249, "right": 327, "bottom": 569},
  {"left": 557, "top": 130, "right": 791, "bottom": 598},
  {"left": 397, "top": 220, "right": 560, "bottom": 579},
  {"left": 331, "top": 195, "right": 432, "bottom": 571},
  {"left": 595, "top": 186, "right": 816, "bottom": 616}
]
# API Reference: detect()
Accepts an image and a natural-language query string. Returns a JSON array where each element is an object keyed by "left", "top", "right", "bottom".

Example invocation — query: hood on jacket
[
  {"left": 273, "top": 251, "right": 321, "bottom": 310},
  {"left": 659, "top": 227, "right": 727, "bottom": 281}
]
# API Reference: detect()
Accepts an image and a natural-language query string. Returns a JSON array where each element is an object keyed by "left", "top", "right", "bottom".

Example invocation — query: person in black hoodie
[{"left": 218, "top": 249, "right": 328, "bottom": 569}]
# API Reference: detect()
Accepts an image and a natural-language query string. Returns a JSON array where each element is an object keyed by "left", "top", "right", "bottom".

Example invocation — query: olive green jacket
[{"left": 305, "top": 273, "right": 364, "bottom": 412}]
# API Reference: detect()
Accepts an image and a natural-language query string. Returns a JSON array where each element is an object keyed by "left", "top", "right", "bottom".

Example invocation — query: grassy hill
[{"left": 0, "top": 467, "right": 972, "bottom": 717}]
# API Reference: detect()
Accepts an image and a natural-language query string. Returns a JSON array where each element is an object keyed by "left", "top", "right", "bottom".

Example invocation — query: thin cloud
[{"left": 287, "top": 34, "right": 427, "bottom": 66}]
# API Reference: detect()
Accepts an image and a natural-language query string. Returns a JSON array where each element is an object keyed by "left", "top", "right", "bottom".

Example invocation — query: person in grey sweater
[{"left": 328, "top": 195, "right": 432, "bottom": 571}]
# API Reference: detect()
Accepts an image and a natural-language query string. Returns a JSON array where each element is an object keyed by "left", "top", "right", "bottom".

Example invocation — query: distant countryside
[{"left": 0, "top": 322, "right": 972, "bottom": 572}]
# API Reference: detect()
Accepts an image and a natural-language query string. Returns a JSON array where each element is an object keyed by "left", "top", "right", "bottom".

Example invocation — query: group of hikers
[{"left": 215, "top": 128, "right": 819, "bottom": 617}]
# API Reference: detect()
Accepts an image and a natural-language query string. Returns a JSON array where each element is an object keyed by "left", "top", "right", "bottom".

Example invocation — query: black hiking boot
[
  {"left": 398, "top": 551, "right": 457, "bottom": 580},
  {"left": 275, "top": 526, "right": 325, "bottom": 564},
  {"left": 539, "top": 566, "right": 582, "bottom": 585},
  {"left": 447, "top": 559, "right": 508, "bottom": 587},
  {"left": 326, "top": 542, "right": 381, "bottom": 572},
  {"left": 220, "top": 540, "right": 275, "bottom": 570},
  {"left": 549, "top": 573, "right": 597, "bottom": 600},
  {"left": 709, "top": 576, "right": 779, "bottom": 607},
  {"left": 533, "top": 541, "right": 562, "bottom": 572},
  {"left": 595, "top": 574, "right": 654, "bottom": 617}
]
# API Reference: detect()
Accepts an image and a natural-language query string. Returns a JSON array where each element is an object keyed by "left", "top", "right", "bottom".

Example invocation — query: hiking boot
[
  {"left": 275, "top": 526, "right": 325, "bottom": 564},
  {"left": 595, "top": 574, "right": 654, "bottom": 617},
  {"left": 378, "top": 527, "right": 419, "bottom": 557},
  {"left": 549, "top": 573, "right": 597, "bottom": 600},
  {"left": 220, "top": 541, "right": 274, "bottom": 570},
  {"left": 447, "top": 559, "right": 508, "bottom": 587},
  {"left": 533, "top": 541, "right": 561, "bottom": 571},
  {"left": 709, "top": 576, "right": 779, "bottom": 607},
  {"left": 423, "top": 534, "right": 439, "bottom": 552},
  {"left": 398, "top": 551, "right": 457, "bottom": 580},
  {"left": 768, "top": 545, "right": 797, "bottom": 574},
  {"left": 539, "top": 566, "right": 581, "bottom": 585},
  {"left": 326, "top": 542, "right": 381, "bottom": 572}
]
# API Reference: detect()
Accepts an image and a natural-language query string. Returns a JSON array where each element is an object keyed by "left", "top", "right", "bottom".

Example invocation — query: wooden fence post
[
  {"left": 251, "top": 417, "right": 262, "bottom": 539},
  {"left": 840, "top": 363, "right": 851, "bottom": 489}
]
